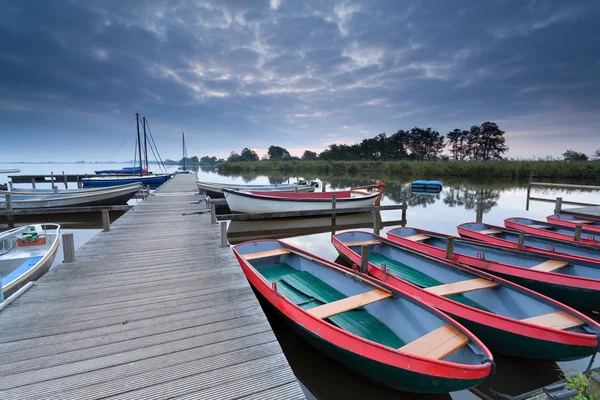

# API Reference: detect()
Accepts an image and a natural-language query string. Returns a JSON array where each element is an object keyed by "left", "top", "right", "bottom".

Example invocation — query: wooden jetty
[{"left": 0, "top": 174, "right": 305, "bottom": 399}]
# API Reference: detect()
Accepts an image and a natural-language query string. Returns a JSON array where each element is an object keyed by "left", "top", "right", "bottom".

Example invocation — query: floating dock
[{"left": 0, "top": 174, "right": 304, "bottom": 399}]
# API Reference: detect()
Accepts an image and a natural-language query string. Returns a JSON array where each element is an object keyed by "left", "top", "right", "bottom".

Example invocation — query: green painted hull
[{"left": 450, "top": 314, "right": 592, "bottom": 361}]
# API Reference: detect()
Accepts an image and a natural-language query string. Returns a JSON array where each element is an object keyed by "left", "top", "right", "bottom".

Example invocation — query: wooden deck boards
[{"left": 0, "top": 174, "right": 304, "bottom": 400}]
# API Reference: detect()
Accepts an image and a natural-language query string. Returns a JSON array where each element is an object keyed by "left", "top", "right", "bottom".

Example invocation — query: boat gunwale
[
  {"left": 504, "top": 217, "right": 600, "bottom": 246},
  {"left": 0, "top": 184, "right": 142, "bottom": 205},
  {"left": 223, "top": 188, "right": 380, "bottom": 203}
]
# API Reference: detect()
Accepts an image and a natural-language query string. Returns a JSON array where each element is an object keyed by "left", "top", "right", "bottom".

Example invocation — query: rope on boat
[{"left": 482, "top": 358, "right": 518, "bottom": 400}]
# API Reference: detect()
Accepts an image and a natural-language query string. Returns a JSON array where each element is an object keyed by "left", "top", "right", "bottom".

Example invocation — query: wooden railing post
[
  {"left": 102, "top": 210, "right": 110, "bottom": 232},
  {"left": 8, "top": 181, "right": 13, "bottom": 191},
  {"left": 554, "top": 197, "right": 563, "bottom": 214},
  {"left": 518, "top": 231, "right": 525, "bottom": 249},
  {"left": 574, "top": 225, "right": 582, "bottom": 242},
  {"left": 220, "top": 221, "right": 228, "bottom": 247},
  {"left": 146, "top": 184, "right": 150, "bottom": 199},
  {"left": 360, "top": 245, "right": 369, "bottom": 274},
  {"left": 446, "top": 237, "right": 454, "bottom": 260},
  {"left": 210, "top": 204, "right": 217, "bottom": 224},
  {"left": 62, "top": 233, "right": 75, "bottom": 263},
  {"left": 5, "top": 193, "right": 12, "bottom": 211}
]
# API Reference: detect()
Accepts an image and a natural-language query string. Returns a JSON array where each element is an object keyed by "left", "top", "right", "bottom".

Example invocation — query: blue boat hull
[{"left": 81, "top": 175, "right": 171, "bottom": 189}]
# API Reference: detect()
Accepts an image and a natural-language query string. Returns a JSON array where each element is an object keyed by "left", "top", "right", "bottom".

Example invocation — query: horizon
[{"left": 1, "top": 1, "right": 599, "bottom": 162}]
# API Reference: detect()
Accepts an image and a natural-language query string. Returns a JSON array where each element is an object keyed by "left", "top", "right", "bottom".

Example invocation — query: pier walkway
[{"left": 0, "top": 174, "right": 304, "bottom": 399}]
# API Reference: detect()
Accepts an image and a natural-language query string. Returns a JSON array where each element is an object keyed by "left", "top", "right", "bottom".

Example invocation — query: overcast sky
[{"left": 1, "top": 0, "right": 599, "bottom": 162}]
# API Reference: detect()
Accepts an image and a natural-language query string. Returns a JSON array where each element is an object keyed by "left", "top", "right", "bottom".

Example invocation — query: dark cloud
[{"left": 0, "top": 0, "right": 599, "bottom": 161}]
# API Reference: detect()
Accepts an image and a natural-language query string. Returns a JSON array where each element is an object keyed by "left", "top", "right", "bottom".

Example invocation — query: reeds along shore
[{"left": 217, "top": 160, "right": 600, "bottom": 180}]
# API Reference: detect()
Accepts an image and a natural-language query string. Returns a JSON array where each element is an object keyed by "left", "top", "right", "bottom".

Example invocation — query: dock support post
[
  {"left": 220, "top": 221, "right": 228, "bottom": 247},
  {"left": 322, "top": 182, "right": 326, "bottom": 192},
  {"left": 402, "top": 203, "right": 407, "bottom": 223},
  {"left": 62, "top": 233, "right": 75, "bottom": 263},
  {"left": 360, "top": 245, "right": 369, "bottom": 274},
  {"left": 53, "top": 186, "right": 58, "bottom": 194},
  {"left": 146, "top": 184, "right": 150, "bottom": 199},
  {"left": 526, "top": 185, "right": 531, "bottom": 211},
  {"left": 8, "top": 181, "right": 12, "bottom": 191},
  {"left": 372, "top": 208, "right": 380, "bottom": 235},
  {"left": 331, "top": 194, "right": 336, "bottom": 223},
  {"left": 574, "top": 225, "right": 582, "bottom": 242},
  {"left": 476, "top": 203, "right": 483, "bottom": 223},
  {"left": 77, "top": 176, "right": 82, "bottom": 189},
  {"left": 63, "top": 171, "right": 68, "bottom": 189},
  {"left": 445, "top": 237, "right": 454, "bottom": 260},
  {"left": 51, "top": 171, "right": 55, "bottom": 189},
  {"left": 210, "top": 204, "right": 217, "bottom": 224},
  {"left": 31, "top": 178, "right": 36, "bottom": 189},
  {"left": 102, "top": 210, "right": 110, "bottom": 232},
  {"left": 554, "top": 197, "right": 563, "bottom": 214},
  {"left": 518, "top": 231, "right": 525, "bottom": 249},
  {"left": 6, "top": 193, "right": 12, "bottom": 211}
]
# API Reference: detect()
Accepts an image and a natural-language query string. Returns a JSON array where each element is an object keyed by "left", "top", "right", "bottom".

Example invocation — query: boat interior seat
[
  {"left": 530, "top": 260, "right": 569, "bottom": 272},
  {"left": 568, "top": 220, "right": 594, "bottom": 224},
  {"left": 1, "top": 256, "right": 43, "bottom": 283},
  {"left": 244, "top": 248, "right": 290, "bottom": 260},
  {"left": 425, "top": 278, "right": 499, "bottom": 296},
  {"left": 308, "top": 289, "right": 392, "bottom": 319},
  {"left": 344, "top": 240, "right": 381, "bottom": 247},
  {"left": 368, "top": 253, "right": 491, "bottom": 312},
  {"left": 398, "top": 323, "right": 469, "bottom": 360},
  {"left": 521, "top": 311, "right": 584, "bottom": 330},
  {"left": 260, "top": 262, "right": 406, "bottom": 348},
  {"left": 478, "top": 229, "right": 502, "bottom": 235},
  {"left": 403, "top": 234, "right": 431, "bottom": 242}
]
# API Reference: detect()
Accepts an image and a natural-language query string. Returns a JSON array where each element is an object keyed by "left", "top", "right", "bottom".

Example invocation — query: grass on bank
[{"left": 217, "top": 160, "right": 600, "bottom": 180}]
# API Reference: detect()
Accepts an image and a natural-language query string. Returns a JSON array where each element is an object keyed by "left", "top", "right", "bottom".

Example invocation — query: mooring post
[
  {"left": 554, "top": 197, "right": 563, "bottom": 214},
  {"left": 53, "top": 186, "right": 59, "bottom": 194},
  {"left": 476, "top": 203, "right": 483, "bottom": 223},
  {"left": 63, "top": 171, "right": 68, "bottom": 189},
  {"left": 220, "top": 221, "right": 228, "bottom": 248},
  {"left": 145, "top": 184, "right": 150, "bottom": 199},
  {"left": 62, "top": 233, "right": 75, "bottom": 263},
  {"left": 445, "top": 237, "right": 454, "bottom": 260},
  {"left": 210, "top": 204, "right": 217, "bottom": 224},
  {"left": 101, "top": 210, "right": 110, "bottom": 232},
  {"left": 5, "top": 193, "right": 12, "bottom": 211},
  {"left": 31, "top": 178, "right": 36, "bottom": 189},
  {"left": 574, "top": 225, "right": 582, "bottom": 242},
  {"left": 8, "top": 181, "right": 13, "bottom": 191},
  {"left": 402, "top": 203, "right": 407, "bottom": 222},
  {"left": 50, "top": 171, "right": 55, "bottom": 189},
  {"left": 360, "top": 245, "right": 369, "bottom": 274},
  {"left": 77, "top": 176, "right": 82, "bottom": 189},
  {"left": 518, "top": 231, "right": 525, "bottom": 249},
  {"left": 526, "top": 172, "right": 533, "bottom": 211},
  {"left": 372, "top": 209, "right": 380, "bottom": 235},
  {"left": 322, "top": 182, "right": 326, "bottom": 192}
]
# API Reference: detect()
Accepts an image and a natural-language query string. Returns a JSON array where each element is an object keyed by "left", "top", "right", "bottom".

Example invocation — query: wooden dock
[{"left": 0, "top": 174, "right": 304, "bottom": 399}]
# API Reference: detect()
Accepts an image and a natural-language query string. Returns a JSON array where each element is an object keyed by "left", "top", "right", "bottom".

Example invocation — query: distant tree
[
  {"left": 592, "top": 149, "right": 600, "bottom": 161},
  {"left": 478, "top": 122, "right": 508, "bottom": 160},
  {"left": 301, "top": 150, "right": 318, "bottom": 160},
  {"left": 387, "top": 130, "right": 409, "bottom": 160},
  {"left": 240, "top": 148, "right": 259, "bottom": 161},
  {"left": 405, "top": 127, "right": 445, "bottom": 161},
  {"left": 563, "top": 150, "right": 589, "bottom": 162},
  {"left": 200, "top": 156, "right": 218, "bottom": 165},
  {"left": 189, "top": 156, "right": 200, "bottom": 164},
  {"left": 267, "top": 145, "right": 291, "bottom": 160},
  {"left": 446, "top": 129, "right": 469, "bottom": 160},
  {"left": 227, "top": 151, "right": 240, "bottom": 162}
]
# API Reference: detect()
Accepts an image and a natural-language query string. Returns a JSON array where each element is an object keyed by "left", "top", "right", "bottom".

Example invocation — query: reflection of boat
[
  {"left": 411, "top": 180, "right": 443, "bottom": 192},
  {"left": 387, "top": 227, "right": 600, "bottom": 311},
  {"left": 227, "top": 212, "right": 376, "bottom": 244},
  {"left": 458, "top": 222, "right": 600, "bottom": 264},
  {"left": 197, "top": 181, "right": 315, "bottom": 198},
  {"left": 223, "top": 187, "right": 382, "bottom": 214},
  {"left": 233, "top": 239, "right": 492, "bottom": 393},
  {"left": 0, "top": 224, "right": 60, "bottom": 298},
  {"left": 505, "top": 217, "right": 600, "bottom": 247},
  {"left": 548, "top": 214, "right": 600, "bottom": 233},
  {"left": 333, "top": 231, "right": 600, "bottom": 360},
  {"left": 0, "top": 183, "right": 141, "bottom": 209}
]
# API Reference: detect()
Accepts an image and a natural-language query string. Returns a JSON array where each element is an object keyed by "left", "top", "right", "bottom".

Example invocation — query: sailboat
[
  {"left": 175, "top": 131, "right": 192, "bottom": 174},
  {"left": 81, "top": 114, "right": 172, "bottom": 189}
]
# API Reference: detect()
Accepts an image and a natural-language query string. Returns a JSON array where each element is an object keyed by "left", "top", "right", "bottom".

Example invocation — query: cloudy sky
[{"left": 0, "top": 0, "right": 599, "bottom": 162}]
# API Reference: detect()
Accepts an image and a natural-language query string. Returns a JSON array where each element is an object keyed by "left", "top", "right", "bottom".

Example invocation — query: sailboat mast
[
  {"left": 182, "top": 132, "right": 186, "bottom": 170},
  {"left": 136, "top": 113, "right": 143, "bottom": 177},
  {"left": 142, "top": 117, "right": 148, "bottom": 175}
]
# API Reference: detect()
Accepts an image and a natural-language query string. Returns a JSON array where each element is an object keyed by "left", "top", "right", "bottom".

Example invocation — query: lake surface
[{"left": 3, "top": 163, "right": 600, "bottom": 398}]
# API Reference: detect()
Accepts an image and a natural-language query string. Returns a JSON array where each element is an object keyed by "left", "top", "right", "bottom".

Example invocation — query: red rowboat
[{"left": 504, "top": 217, "right": 600, "bottom": 247}]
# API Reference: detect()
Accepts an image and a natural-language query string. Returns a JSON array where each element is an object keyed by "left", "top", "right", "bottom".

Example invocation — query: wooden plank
[
  {"left": 399, "top": 324, "right": 469, "bottom": 360},
  {"left": 307, "top": 289, "right": 392, "bottom": 319},
  {"left": 243, "top": 248, "right": 291, "bottom": 260},
  {"left": 404, "top": 234, "right": 431, "bottom": 242},
  {"left": 478, "top": 229, "right": 502, "bottom": 235},
  {"left": 215, "top": 204, "right": 407, "bottom": 220},
  {"left": 344, "top": 239, "right": 381, "bottom": 247},
  {"left": 521, "top": 311, "right": 584, "bottom": 330},
  {"left": 530, "top": 259, "right": 569, "bottom": 272},
  {"left": 425, "top": 278, "right": 499, "bottom": 296}
]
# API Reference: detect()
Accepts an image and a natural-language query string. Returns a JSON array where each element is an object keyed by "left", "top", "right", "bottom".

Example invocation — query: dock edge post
[
  {"left": 5, "top": 193, "right": 11, "bottom": 211},
  {"left": 101, "top": 210, "right": 110, "bottom": 232},
  {"left": 574, "top": 225, "right": 582, "bottom": 242},
  {"left": 220, "top": 221, "right": 228, "bottom": 247},
  {"left": 210, "top": 204, "right": 217, "bottom": 224},
  {"left": 554, "top": 197, "right": 563, "bottom": 214},
  {"left": 63, "top": 171, "right": 68, "bottom": 189},
  {"left": 31, "top": 178, "right": 36, "bottom": 189},
  {"left": 445, "top": 237, "right": 454, "bottom": 260},
  {"left": 62, "top": 233, "right": 75, "bottom": 263},
  {"left": 51, "top": 171, "right": 55, "bottom": 189},
  {"left": 518, "top": 231, "right": 525, "bottom": 249},
  {"left": 360, "top": 245, "right": 369, "bottom": 274}
]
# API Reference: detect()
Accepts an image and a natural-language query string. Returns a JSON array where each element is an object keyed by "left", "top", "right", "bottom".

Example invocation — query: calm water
[{"left": 3, "top": 163, "right": 600, "bottom": 398}]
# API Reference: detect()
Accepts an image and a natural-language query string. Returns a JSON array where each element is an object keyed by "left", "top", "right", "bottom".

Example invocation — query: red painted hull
[
  {"left": 504, "top": 218, "right": 600, "bottom": 247},
  {"left": 547, "top": 215, "right": 600, "bottom": 234}
]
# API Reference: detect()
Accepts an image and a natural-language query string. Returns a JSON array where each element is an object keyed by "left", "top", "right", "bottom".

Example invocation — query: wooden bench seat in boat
[
  {"left": 569, "top": 220, "right": 594, "bottom": 224},
  {"left": 399, "top": 324, "right": 469, "bottom": 360},
  {"left": 403, "top": 234, "right": 431, "bottom": 242},
  {"left": 530, "top": 259, "right": 569, "bottom": 272},
  {"left": 307, "top": 289, "right": 392, "bottom": 319},
  {"left": 425, "top": 278, "right": 499, "bottom": 296},
  {"left": 521, "top": 311, "right": 584, "bottom": 330},
  {"left": 344, "top": 240, "right": 381, "bottom": 247},
  {"left": 244, "top": 248, "right": 290, "bottom": 260},
  {"left": 478, "top": 229, "right": 502, "bottom": 235}
]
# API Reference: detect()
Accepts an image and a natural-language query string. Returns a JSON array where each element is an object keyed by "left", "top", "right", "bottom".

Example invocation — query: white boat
[
  {"left": 0, "top": 224, "right": 61, "bottom": 299},
  {"left": 197, "top": 181, "right": 316, "bottom": 198},
  {"left": 222, "top": 188, "right": 382, "bottom": 214},
  {"left": 0, "top": 183, "right": 142, "bottom": 209}
]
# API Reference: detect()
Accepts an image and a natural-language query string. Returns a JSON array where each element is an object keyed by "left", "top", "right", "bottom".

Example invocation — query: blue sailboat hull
[{"left": 81, "top": 174, "right": 171, "bottom": 189}]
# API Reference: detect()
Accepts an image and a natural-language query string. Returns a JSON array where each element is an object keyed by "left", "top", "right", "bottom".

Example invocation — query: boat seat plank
[
  {"left": 307, "top": 289, "right": 392, "bottom": 319},
  {"left": 425, "top": 278, "right": 499, "bottom": 297},
  {"left": 568, "top": 220, "right": 594, "bottom": 224},
  {"left": 399, "top": 324, "right": 469, "bottom": 360},
  {"left": 244, "top": 248, "right": 290, "bottom": 260},
  {"left": 344, "top": 240, "right": 381, "bottom": 247},
  {"left": 478, "top": 229, "right": 502, "bottom": 235},
  {"left": 403, "top": 234, "right": 431, "bottom": 242},
  {"left": 521, "top": 311, "right": 584, "bottom": 330},
  {"left": 530, "top": 260, "right": 569, "bottom": 272}
]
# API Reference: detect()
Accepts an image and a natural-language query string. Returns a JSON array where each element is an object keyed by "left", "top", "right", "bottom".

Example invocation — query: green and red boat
[
  {"left": 333, "top": 231, "right": 600, "bottom": 361},
  {"left": 233, "top": 239, "right": 492, "bottom": 393},
  {"left": 505, "top": 217, "right": 600, "bottom": 247},
  {"left": 387, "top": 226, "right": 600, "bottom": 311}
]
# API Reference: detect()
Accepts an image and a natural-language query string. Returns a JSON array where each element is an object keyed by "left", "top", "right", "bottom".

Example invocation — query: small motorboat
[
  {"left": 223, "top": 185, "right": 384, "bottom": 214},
  {"left": 333, "top": 231, "right": 600, "bottom": 360},
  {"left": 548, "top": 214, "right": 600, "bottom": 233},
  {"left": 0, "top": 224, "right": 61, "bottom": 299},
  {"left": 81, "top": 174, "right": 171, "bottom": 189},
  {"left": 233, "top": 239, "right": 492, "bottom": 393},
  {"left": 457, "top": 222, "right": 600, "bottom": 264},
  {"left": 411, "top": 180, "right": 443, "bottom": 193},
  {"left": 505, "top": 217, "right": 600, "bottom": 247},
  {"left": 387, "top": 226, "right": 600, "bottom": 311},
  {"left": 197, "top": 181, "right": 316, "bottom": 198},
  {"left": 0, "top": 183, "right": 142, "bottom": 209}
]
